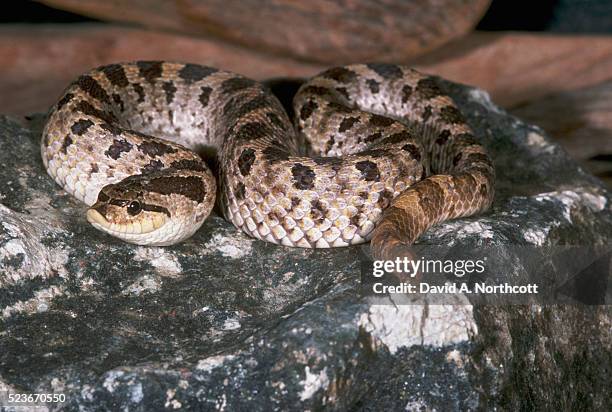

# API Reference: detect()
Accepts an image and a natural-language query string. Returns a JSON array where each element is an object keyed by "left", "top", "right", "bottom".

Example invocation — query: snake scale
[{"left": 41, "top": 62, "right": 494, "bottom": 259}]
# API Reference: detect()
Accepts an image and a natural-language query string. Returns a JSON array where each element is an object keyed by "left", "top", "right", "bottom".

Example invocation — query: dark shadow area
[
  {"left": 0, "top": 0, "right": 100, "bottom": 23},
  {"left": 477, "top": 0, "right": 560, "bottom": 31},
  {"left": 478, "top": 0, "right": 612, "bottom": 33}
]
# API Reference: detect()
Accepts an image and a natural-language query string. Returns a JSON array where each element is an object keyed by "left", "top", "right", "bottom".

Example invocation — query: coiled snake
[{"left": 41, "top": 62, "right": 494, "bottom": 259}]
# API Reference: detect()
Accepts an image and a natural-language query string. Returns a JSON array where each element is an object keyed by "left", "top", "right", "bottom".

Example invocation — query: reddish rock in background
[
  {"left": 0, "top": 24, "right": 324, "bottom": 118},
  {"left": 413, "top": 33, "right": 612, "bottom": 107},
  {"left": 37, "top": 0, "right": 491, "bottom": 63},
  {"left": 511, "top": 81, "right": 612, "bottom": 186}
]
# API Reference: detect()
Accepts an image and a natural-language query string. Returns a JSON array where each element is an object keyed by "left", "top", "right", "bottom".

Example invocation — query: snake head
[
  {"left": 86, "top": 171, "right": 214, "bottom": 246},
  {"left": 86, "top": 184, "right": 170, "bottom": 244}
]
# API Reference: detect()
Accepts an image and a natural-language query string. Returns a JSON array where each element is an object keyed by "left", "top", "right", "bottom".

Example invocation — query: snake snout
[{"left": 86, "top": 203, "right": 168, "bottom": 242}]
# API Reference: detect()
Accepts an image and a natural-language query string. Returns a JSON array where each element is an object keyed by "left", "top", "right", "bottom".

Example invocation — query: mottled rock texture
[{"left": 0, "top": 80, "right": 610, "bottom": 411}]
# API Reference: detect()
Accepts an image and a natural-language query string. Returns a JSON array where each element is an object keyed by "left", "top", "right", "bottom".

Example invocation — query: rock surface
[
  {"left": 0, "top": 80, "right": 611, "bottom": 410},
  {"left": 36, "top": 0, "right": 491, "bottom": 64},
  {"left": 511, "top": 80, "right": 612, "bottom": 188},
  {"left": 412, "top": 32, "right": 612, "bottom": 107}
]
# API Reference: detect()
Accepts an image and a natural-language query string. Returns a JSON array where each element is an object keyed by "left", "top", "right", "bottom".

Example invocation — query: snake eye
[{"left": 127, "top": 201, "right": 142, "bottom": 216}]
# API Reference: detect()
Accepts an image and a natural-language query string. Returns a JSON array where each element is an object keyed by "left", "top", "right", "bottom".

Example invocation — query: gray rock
[{"left": 1, "top": 80, "right": 611, "bottom": 411}]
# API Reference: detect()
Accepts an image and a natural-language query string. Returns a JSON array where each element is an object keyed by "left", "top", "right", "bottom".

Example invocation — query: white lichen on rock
[
  {"left": 467, "top": 88, "right": 504, "bottom": 114},
  {"left": 0, "top": 204, "right": 70, "bottom": 286},
  {"left": 526, "top": 131, "right": 556, "bottom": 154},
  {"left": 299, "top": 366, "right": 330, "bottom": 401},
  {"left": 133, "top": 247, "right": 182, "bottom": 277},
  {"left": 222, "top": 318, "right": 241, "bottom": 330},
  {"left": 358, "top": 294, "right": 476, "bottom": 353},
  {"left": 523, "top": 228, "right": 550, "bottom": 245},
  {"left": 534, "top": 188, "right": 608, "bottom": 222},
  {"left": 429, "top": 220, "right": 495, "bottom": 244},
  {"left": 203, "top": 231, "right": 253, "bottom": 259},
  {"left": 196, "top": 354, "right": 237, "bottom": 372}
]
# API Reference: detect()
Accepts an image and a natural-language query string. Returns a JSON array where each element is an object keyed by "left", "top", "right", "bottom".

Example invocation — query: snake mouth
[{"left": 86, "top": 208, "right": 166, "bottom": 235}]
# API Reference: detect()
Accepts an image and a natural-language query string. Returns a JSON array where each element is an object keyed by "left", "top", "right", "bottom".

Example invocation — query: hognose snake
[{"left": 41, "top": 62, "right": 495, "bottom": 259}]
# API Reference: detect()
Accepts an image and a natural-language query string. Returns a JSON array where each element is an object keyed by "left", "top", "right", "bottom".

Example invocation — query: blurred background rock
[{"left": 1, "top": 0, "right": 610, "bottom": 187}]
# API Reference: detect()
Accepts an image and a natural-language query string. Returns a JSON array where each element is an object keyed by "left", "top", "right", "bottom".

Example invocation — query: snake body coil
[{"left": 42, "top": 62, "right": 494, "bottom": 258}]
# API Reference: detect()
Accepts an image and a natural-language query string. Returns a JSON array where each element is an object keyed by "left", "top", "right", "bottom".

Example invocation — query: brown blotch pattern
[
  {"left": 112, "top": 94, "right": 125, "bottom": 112},
  {"left": 313, "top": 156, "right": 343, "bottom": 166},
  {"left": 291, "top": 163, "right": 316, "bottom": 190},
  {"left": 369, "top": 114, "right": 394, "bottom": 128},
  {"left": 301, "top": 85, "right": 331, "bottom": 96},
  {"left": 262, "top": 145, "right": 290, "bottom": 162},
  {"left": 132, "top": 83, "right": 145, "bottom": 103},
  {"left": 226, "top": 95, "right": 270, "bottom": 121},
  {"left": 56, "top": 93, "right": 74, "bottom": 111},
  {"left": 335, "top": 87, "right": 350, "bottom": 100},
  {"left": 199, "top": 86, "right": 213, "bottom": 107},
  {"left": 76, "top": 75, "right": 111, "bottom": 105},
  {"left": 162, "top": 81, "right": 177, "bottom": 104},
  {"left": 105, "top": 139, "right": 133, "bottom": 160},
  {"left": 416, "top": 77, "right": 442, "bottom": 98},
  {"left": 100, "top": 122, "right": 122, "bottom": 136},
  {"left": 384, "top": 131, "right": 412, "bottom": 145},
  {"left": 75, "top": 101, "right": 117, "bottom": 124},
  {"left": 300, "top": 100, "right": 318, "bottom": 120},
  {"left": 321, "top": 67, "right": 357, "bottom": 83},
  {"left": 324, "top": 136, "right": 336, "bottom": 153},
  {"left": 355, "top": 160, "right": 380, "bottom": 181},
  {"left": 367, "top": 63, "right": 403, "bottom": 79},
  {"left": 238, "top": 148, "right": 256, "bottom": 176},
  {"left": 61, "top": 135, "right": 73, "bottom": 153},
  {"left": 266, "top": 112, "right": 285, "bottom": 130},
  {"left": 71, "top": 119, "right": 94, "bottom": 135},
  {"left": 137, "top": 61, "right": 164, "bottom": 83},
  {"left": 170, "top": 159, "right": 207, "bottom": 172},
  {"left": 141, "top": 159, "right": 164, "bottom": 174},
  {"left": 401, "top": 143, "right": 421, "bottom": 161},
  {"left": 366, "top": 79, "right": 380, "bottom": 93},
  {"left": 235, "top": 122, "right": 271, "bottom": 143},
  {"left": 146, "top": 176, "right": 206, "bottom": 203},
  {"left": 101, "top": 64, "right": 129, "bottom": 88},
  {"left": 138, "top": 140, "right": 178, "bottom": 158},
  {"left": 364, "top": 132, "right": 382, "bottom": 143},
  {"left": 339, "top": 116, "right": 360, "bottom": 133},
  {"left": 310, "top": 199, "right": 327, "bottom": 223},
  {"left": 440, "top": 106, "right": 465, "bottom": 124},
  {"left": 401, "top": 85, "right": 413, "bottom": 103},
  {"left": 222, "top": 77, "right": 256, "bottom": 93},
  {"left": 178, "top": 64, "right": 218, "bottom": 82}
]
